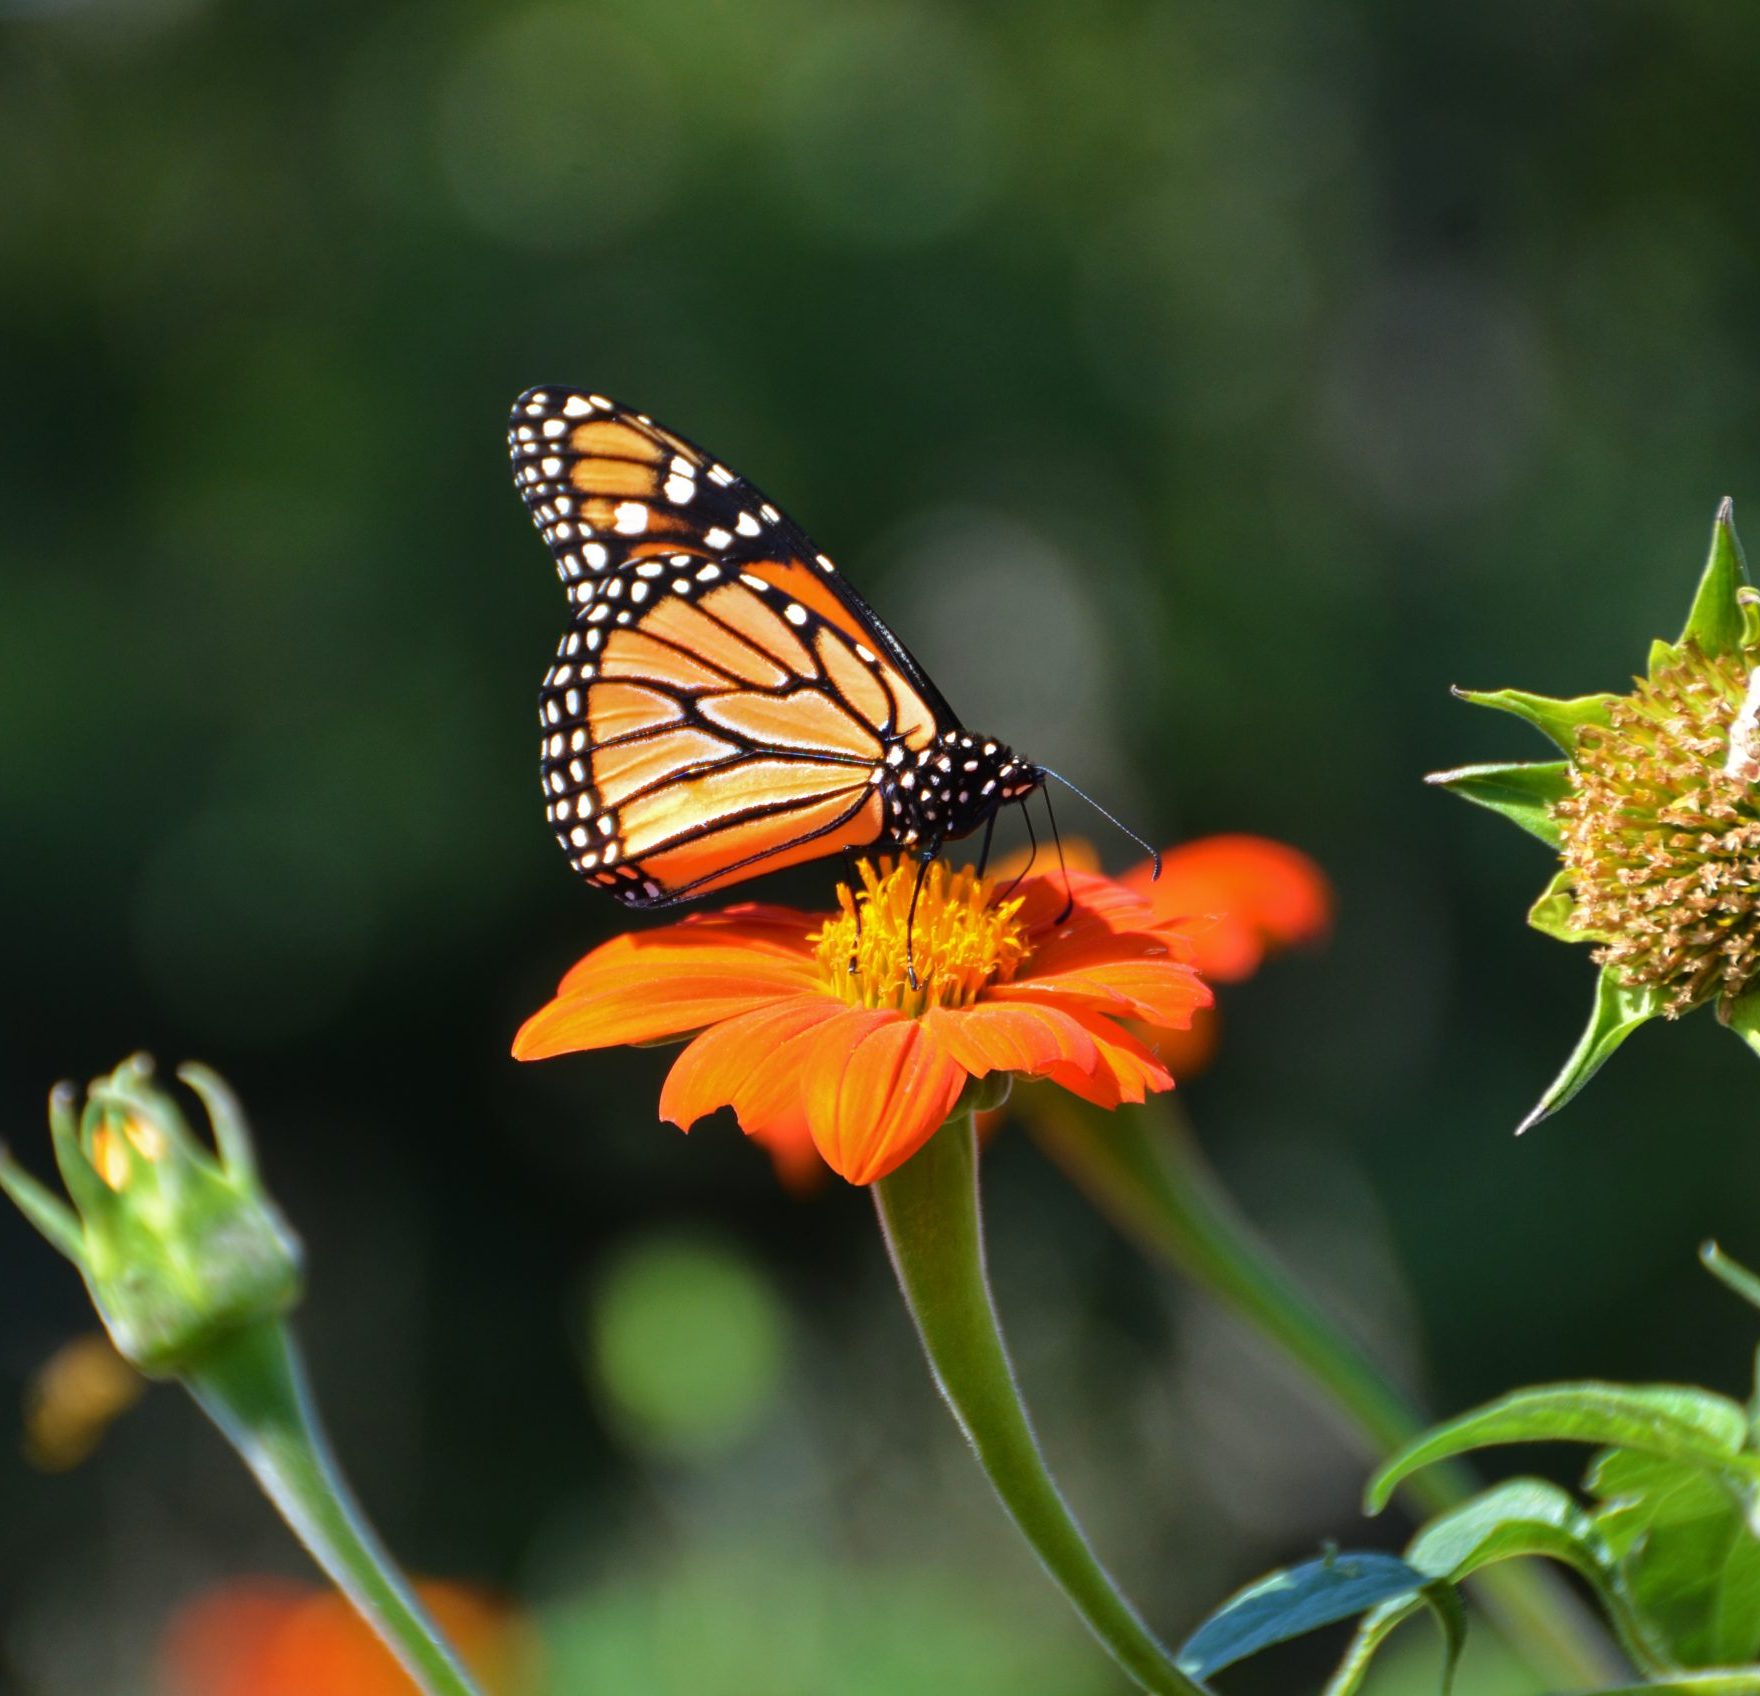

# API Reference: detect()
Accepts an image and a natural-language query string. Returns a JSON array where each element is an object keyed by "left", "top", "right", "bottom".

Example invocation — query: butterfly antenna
[
  {"left": 1035, "top": 767, "right": 1161, "bottom": 880},
  {"left": 1043, "top": 786, "right": 1074, "bottom": 923}
]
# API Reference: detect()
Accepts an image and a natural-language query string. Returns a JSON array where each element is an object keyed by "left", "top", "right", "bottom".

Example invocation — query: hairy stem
[{"left": 873, "top": 1114, "right": 1208, "bottom": 1696}]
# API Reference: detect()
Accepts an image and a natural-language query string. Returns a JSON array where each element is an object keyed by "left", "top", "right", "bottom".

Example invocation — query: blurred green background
[{"left": 6, "top": 0, "right": 1760, "bottom": 1691}]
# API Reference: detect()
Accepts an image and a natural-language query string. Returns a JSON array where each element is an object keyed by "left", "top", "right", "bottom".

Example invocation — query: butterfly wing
[{"left": 509, "top": 387, "right": 950, "bottom": 906}]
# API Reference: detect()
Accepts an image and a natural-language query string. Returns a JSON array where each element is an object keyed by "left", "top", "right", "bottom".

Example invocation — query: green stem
[
  {"left": 1027, "top": 1091, "right": 1625, "bottom": 1689},
  {"left": 873, "top": 1114, "right": 1209, "bottom": 1696},
  {"left": 184, "top": 1322, "right": 485, "bottom": 1696}
]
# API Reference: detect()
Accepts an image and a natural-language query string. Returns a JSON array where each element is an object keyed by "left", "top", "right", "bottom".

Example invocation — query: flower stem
[
  {"left": 183, "top": 1322, "right": 485, "bottom": 1696},
  {"left": 1027, "top": 1091, "right": 1624, "bottom": 1689},
  {"left": 873, "top": 1113, "right": 1208, "bottom": 1696}
]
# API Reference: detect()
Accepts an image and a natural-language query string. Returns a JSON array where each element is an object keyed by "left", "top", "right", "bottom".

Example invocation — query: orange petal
[
  {"left": 513, "top": 913, "right": 820, "bottom": 1060},
  {"left": 993, "top": 952, "right": 1212, "bottom": 1031},
  {"left": 658, "top": 994, "right": 844, "bottom": 1134},
  {"left": 1012, "top": 868, "right": 1160, "bottom": 939},
  {"left": 924, "top": 1001, "right": 1100, "bottom": 1079},
  {"left": 1123, "top": 834, "right": 1331, "bottom": 982},
  {"left": 1039, "top": 1011, "right": 1174, "bottom": 1107},
  {"left": 801, "top": 1010, "right": 968, "bottom": 1185},
  {"left": 555, "top": 904, "right": 820, "bottom": 992}
]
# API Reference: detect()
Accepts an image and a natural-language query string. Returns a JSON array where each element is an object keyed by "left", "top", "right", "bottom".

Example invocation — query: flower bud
[{"left": 0, "top": 1055, "right": 302, "bottom": 1376}]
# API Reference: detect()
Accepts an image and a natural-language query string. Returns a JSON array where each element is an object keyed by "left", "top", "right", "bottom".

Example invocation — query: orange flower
[
  {"left": 1122, "top": 834, "right": 1331, "bottom": 1075},
  {"left": 515, "top": 857, "right": 1212, "bottom": 1185},
  {"left": 159, "top": 1578, "right": 532, "bottom": 1696}
]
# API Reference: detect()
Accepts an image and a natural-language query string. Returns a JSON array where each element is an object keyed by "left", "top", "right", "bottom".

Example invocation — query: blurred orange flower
[
  {"left": 159, "top": 1577, "right": 532, "bottom": 1696},
  {"left": 1124, "top": 834, "right": 1330, "bottom": 1075},
  {"left": 985, "top": 833, "right": 1332, "bottom": 1079},
  {"left": 515, "top": 856, "right": 1211, "bottom": 1185}
]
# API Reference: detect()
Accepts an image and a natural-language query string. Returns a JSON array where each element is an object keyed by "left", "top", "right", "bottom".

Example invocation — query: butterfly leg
[
  {"left": 1042, "top": 788, "right": 1074, "bottom": 924},
  {"left": 997, "top": 801, "right": 1038, "bottom": 903},
  {"left": 842, "top": 848, "right": 865, "bottom": 972},
  {"left": 975, "top": 808, "right": 998, "bottom": 880},
  {"left": 904, "top": 843, "right": 940, "bottom": 991}
]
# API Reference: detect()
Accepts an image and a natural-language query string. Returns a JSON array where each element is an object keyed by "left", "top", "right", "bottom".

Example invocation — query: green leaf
[
  {"left": 1700, "top": 1242, "right": 1760, "bottom": 1317},
  {"left": 1176, "top": 1550, "right": 1438, "bottom": 1680},
  {"left": 1679, "top": 498, "right": 1750, "bottom": 659},
  {"left": 1367, "top": 1384, "right": 1753, "bottom": 1513},
  {"left": 1517, "top": 968, "right": 1665, "bottom": 1135},
  {"left": 1405, "top": 1478, "right": 1604, "bottom": 1582},
  {"left": 1393, "top": 1478, "right": 1671, "bottom": 1677},
  {"left": 1326, "top": 1483, "right": 1600, "bottom": 1696},
  {"left": 1320, "top": 1582, "right": 1466, "bottom": 1696},
  {"left": 1424, "top": 760, "right": 1570, "bottom": 847},
  {"left": 1527, "top": 868, "right": 1599, "bottom": 943},
  {"left": 1452, "top": 686, "right": 1618, "bottom": 752},
  {"left": 1587, "top": 1450, "right": 1760, "bottom": 1667},
  {"left": 1585, "top": 1676, "right": 1760, "bottom": 1693}
]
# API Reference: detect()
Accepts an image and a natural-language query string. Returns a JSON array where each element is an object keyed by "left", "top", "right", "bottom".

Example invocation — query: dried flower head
[
  {"left": 1555, "top": 639, "right": 1760, "bottom": 1017},
  {"left": 1430, "top": 499, "right": 1760, "bottom": 1128}
]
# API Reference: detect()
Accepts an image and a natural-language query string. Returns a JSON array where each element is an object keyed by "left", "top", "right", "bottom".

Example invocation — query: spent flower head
[
  {"left": 0, "top": 1054, "right": 302, "bottom": 1375},
  {"left": 1430, "top": 500, "right": 1760, "bottom": 1128}
]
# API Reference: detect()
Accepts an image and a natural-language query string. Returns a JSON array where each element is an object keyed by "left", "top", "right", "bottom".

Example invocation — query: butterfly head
[{"left": 882, "top": 730, "right": 1044, "bottom": 852}]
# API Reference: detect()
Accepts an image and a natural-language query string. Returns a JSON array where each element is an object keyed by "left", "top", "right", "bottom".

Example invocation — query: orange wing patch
[
  {"left": 618, "top": 758, "right": 872, "bottom": 860},
  {"left": 589, "top": 682, "right": 686, "bottom": 743},
  {"left": 815, "top": 628, "right": 892, "bottom": 732},
  {"left": 698, "top": 687, "right": 884, "bottom": 761},
  {"left": 699, "top": 583, "right": 819, "bottom": 678},
  {"left": 641, "top": 596, "right": 794, "bottom": 690},
  {"left": 600, "top": 628, "right": 746, "bottom": 694},
  {"left": 641, "top": 790, "right": 884, "bottom": 897},
  {"left": 593, "top": 727, "right": 743, "bottom": 809}
]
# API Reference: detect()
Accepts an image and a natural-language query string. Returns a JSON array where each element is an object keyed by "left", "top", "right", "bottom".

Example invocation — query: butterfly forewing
[{"left": 510, "top": 387, "right": 947, "bottom": 906}]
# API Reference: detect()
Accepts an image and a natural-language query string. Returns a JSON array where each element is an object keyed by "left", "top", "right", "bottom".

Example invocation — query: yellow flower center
[
  {"left": 1555, "top": 639, "right": 1760, "bottom": 1016},
  {"left": 812, "top": 857, "right": 1031, "bottom": 1016}
]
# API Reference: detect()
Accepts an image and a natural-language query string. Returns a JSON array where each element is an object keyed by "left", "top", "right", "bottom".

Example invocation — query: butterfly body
[{"left": 509, "top": 387, "right": 1043, "bottom": 909}]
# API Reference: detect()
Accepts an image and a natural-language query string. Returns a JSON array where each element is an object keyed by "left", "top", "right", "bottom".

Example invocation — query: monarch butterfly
[{"left": 508, "top": 388, "right": 1148, "bottom": 916}]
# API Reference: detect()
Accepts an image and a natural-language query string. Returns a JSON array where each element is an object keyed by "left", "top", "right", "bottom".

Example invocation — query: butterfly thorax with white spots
[{"left": 879, "top": 729, "right": 1041, "bottom": 854}]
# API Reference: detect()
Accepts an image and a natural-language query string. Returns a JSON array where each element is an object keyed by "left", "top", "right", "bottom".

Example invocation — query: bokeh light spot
[{"left": 584, "top": 1232, "right": 789, "bottom": 1459}]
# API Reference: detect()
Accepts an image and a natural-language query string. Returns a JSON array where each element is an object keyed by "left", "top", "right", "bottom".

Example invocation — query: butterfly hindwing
[{"left": 511, "top": 388, "right": 947, "bottom": 906}]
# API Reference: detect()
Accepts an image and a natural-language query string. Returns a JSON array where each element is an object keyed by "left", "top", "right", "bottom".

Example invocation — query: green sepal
[
  {"left": 1721, "top": 985, "right": 1760, "bottom": 1060},
  {"left": 1175, "top": 1550, "right": 1456, "bottom": 1687},
  {"left": 1424, "top": 760, "right": 1570, "bottom": 847},
  {"left": 1366, "top": 1382, "right": 1754, "bottom": 1514},
  {"left": 1679, "top": 499, "right": 1750, "bottom": 660},
  {"left": 1451, "top": 686, "right": 1617, "bottom": 752},
  {"left": 1527, "top": 868, "right": 1599, "bottom": 943},
  {"left": 1517, "top": 968, "right": 1665, "bottom": 1135},
  {"left": 0, "top": 1139, "right": 87, "bottom": 1265}
]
